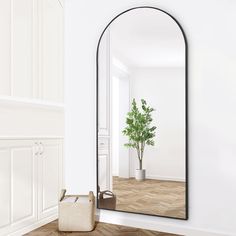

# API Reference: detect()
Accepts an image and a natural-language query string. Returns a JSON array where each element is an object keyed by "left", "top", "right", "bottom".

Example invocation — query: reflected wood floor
[
  {"left": 25, "top": 220, "right": 181, "bottom": 236},
  {"left": 113, "top": 177, "right": 186, "bottom": 218}
]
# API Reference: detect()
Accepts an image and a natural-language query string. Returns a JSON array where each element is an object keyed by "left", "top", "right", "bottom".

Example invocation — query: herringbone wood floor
[
  {"left": 25, "top": 220, "right": 181, "bottom": 236},
  {"left": 113, "top": 177, "right": 186, "bottom": 218}
]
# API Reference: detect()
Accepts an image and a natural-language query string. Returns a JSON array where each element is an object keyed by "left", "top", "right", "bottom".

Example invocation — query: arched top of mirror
[{"left": 97, "top": 7, "right": 187, "bottom": 70}]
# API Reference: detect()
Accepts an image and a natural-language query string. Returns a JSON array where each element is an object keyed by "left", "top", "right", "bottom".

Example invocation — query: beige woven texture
[{"left": 58, "top": 190, "right": 95, "bottom": 232}]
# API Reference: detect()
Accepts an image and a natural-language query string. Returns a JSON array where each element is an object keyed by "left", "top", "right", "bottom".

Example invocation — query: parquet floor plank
[{"left": 112, "top": 177, "right": 186, "bottom": 218}]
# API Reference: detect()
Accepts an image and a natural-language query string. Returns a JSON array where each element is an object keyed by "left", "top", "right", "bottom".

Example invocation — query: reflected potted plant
[{"left": 123, "top": 99, "right": 156, "bottom": 181}]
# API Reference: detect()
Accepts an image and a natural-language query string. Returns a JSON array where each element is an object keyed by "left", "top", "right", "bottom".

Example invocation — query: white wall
[
  {"left": 129, "top": 67, "right": 185, "bottom": 181},
  {"left": 65, "top": 0, "right": 236, "bottom": 235}
]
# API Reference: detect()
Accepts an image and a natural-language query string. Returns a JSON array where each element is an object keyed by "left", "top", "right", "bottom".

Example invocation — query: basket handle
[
  {"left": 60, "top": 189, "right": 66, "bottom": 201},
  {"left": 99, "top": 190, "right": 115, "bottom": 199},
  {"left": 89, "top": 191, "right": 95, "bottom": 202}
]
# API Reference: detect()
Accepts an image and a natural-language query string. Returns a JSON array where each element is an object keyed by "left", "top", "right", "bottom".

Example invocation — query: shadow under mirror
[{"left": 97, "top": 7, "right": 187, "bottom": 219}]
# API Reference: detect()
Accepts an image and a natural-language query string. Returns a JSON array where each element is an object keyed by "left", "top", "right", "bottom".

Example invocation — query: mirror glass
[{"left": 97, "top": 7, "right": 187, "bottom": 219}]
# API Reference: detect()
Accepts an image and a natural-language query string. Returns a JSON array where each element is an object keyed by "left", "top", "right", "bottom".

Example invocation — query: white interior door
[{"left": 38, "top": 139, "right": 63, "bottom": 219}]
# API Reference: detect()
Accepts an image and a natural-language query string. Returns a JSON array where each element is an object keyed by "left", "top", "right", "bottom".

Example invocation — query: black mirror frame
[{"left": 96, "top": 6, "right": 188, "bottom": 220}]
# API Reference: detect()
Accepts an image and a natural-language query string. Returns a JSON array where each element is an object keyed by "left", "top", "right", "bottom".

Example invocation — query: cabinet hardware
[
  {"left": 34, "top": 142, "right": 39, "bottom": 155},
  {"left": 39, "top": 142, "right": 44, "bottom": 155}
]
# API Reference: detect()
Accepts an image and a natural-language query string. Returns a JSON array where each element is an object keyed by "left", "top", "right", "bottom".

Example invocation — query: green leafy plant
[{"left": 122, "top": 99, "right": 157, "bottom": 170}]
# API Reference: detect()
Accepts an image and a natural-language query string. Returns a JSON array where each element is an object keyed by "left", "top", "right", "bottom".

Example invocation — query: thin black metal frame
[{"left": 96, "top": 6, "right": 188, "bottom": 220}]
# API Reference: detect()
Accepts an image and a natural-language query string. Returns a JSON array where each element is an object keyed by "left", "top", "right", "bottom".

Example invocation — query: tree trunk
[
  {"left": 137, "top": 143, "right": 144, "bottom": 170},
  {"left": 139, "top": 159, "right": 142, "bottom": 170},
  {"left": 140, "top": 142, "right": 144, "bottom": 170}
]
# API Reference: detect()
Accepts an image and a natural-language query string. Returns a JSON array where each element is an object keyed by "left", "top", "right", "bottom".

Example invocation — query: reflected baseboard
[
  {"left": 145, "top": 175, "right": 185, "bottom": 182},
  {"left": 113, "top": 175, "right": 185, "bottom": 182}
]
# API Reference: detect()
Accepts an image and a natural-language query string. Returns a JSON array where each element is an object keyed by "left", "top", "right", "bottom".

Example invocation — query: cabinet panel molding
[
  {"left": 0, "top": 149, "right": 11, "bottom": 228},
  {"left": 0, "top": 140, "right": 37, "bottom": 236},
  {"left": 11, "top": 0, "right": 34, "bottom": 98},
  {"left": 12, "top": 147, "right": 36, "bottom": 223},
  {"left": 39, "top": 0, "right": 64, "bottom": 102}
]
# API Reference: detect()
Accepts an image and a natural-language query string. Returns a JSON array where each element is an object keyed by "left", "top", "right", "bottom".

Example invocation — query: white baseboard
[
  {"left": 97, "top": 212, "right": 233, "bottom": 236},
  {"left": 8, "top": 215, "right": 57, "bottom": 236}
]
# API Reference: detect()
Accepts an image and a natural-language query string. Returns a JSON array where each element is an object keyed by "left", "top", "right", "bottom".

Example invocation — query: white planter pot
[{"left": 135, "top": 169, "right": 146, "bottom": 181}]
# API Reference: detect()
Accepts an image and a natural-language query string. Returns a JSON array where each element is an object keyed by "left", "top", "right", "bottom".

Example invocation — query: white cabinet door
[
  {"left": 38, "top": 139, "right": 63, "bottom": 219},
  {"left": 0, "top": 0, "right": 35, "bottom": 98},
  {"left": 0, "top": 138, "right": 63, "bottom": 235},
  {"left": 0, "top": 140, "right": 37, "bottom": 236},
  {"left": 0, "top": 0, "right": 64, "bottom": 103},
  {"left": 39, "top": 0, "right": 64, "bottom": 102}
]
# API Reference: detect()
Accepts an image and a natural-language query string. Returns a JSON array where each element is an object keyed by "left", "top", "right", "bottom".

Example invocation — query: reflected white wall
[
  {"left": 109, "top": 9, "right": 185, "bottom": 181},
  {"left": 129, "top": 67, "right": 185, "bottom": 181},
  {"left": 111, "top": 76, "right": 119, "bottom": 176},
  {"left": 118, "top": 74, "right": 130, "bottom": 178}
]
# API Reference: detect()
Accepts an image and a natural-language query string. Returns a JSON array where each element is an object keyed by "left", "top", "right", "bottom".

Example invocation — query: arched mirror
[{"left": 96, "top": 7, "right": 188, "bottom": 220}]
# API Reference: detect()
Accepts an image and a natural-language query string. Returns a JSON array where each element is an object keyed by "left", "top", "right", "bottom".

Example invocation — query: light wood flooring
[
  {"left": 25, "top": 220, "right": 181, "bottom": 236},
  {"left": 113, "top": 177, "right": 186, "bottom": 219}
]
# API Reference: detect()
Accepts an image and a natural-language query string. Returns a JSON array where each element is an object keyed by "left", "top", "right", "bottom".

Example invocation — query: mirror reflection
[{"left": 97, "top": 7, "right": 187, "bottom": 219}]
